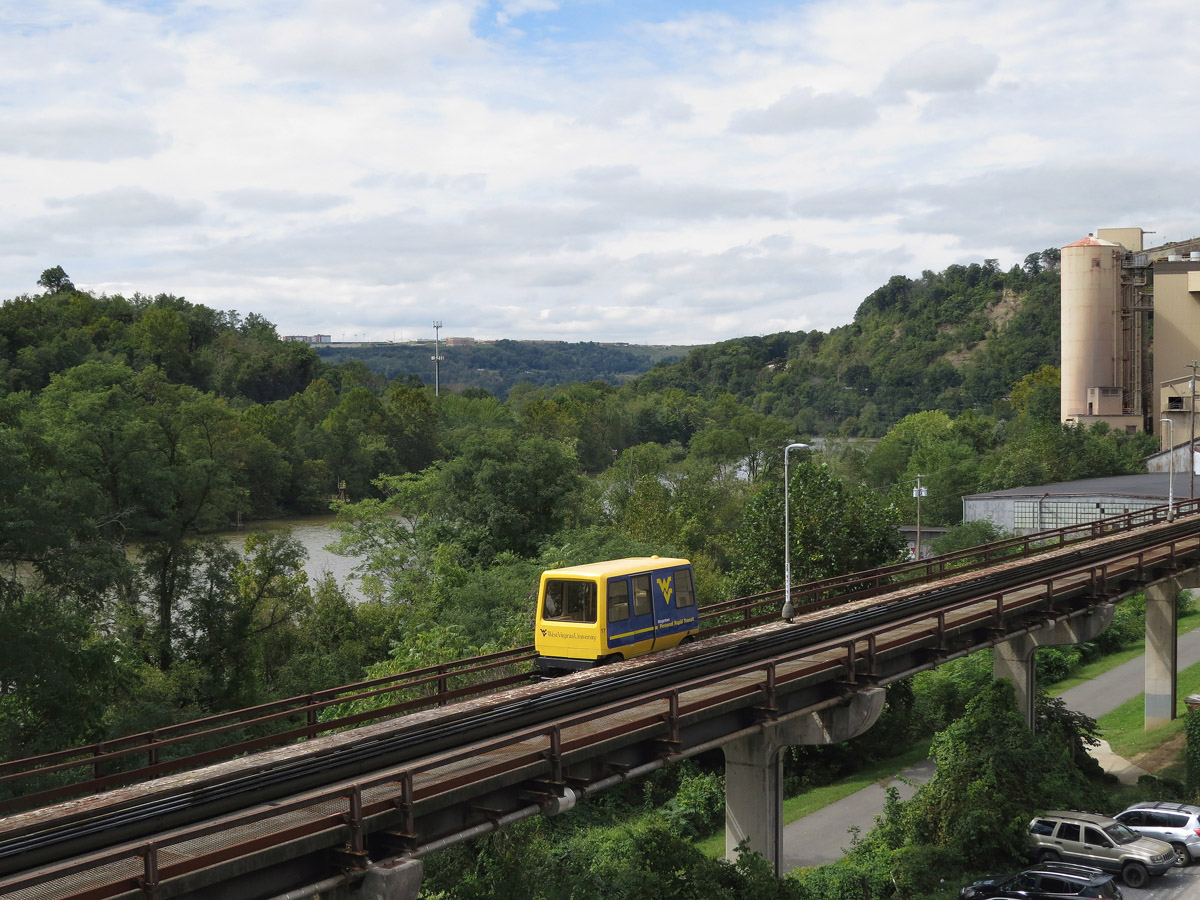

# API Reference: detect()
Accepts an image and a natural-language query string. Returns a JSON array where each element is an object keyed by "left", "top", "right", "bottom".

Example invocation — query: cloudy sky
[{"left": 3, "top": 1, "right": 1198, "bottom": 345}]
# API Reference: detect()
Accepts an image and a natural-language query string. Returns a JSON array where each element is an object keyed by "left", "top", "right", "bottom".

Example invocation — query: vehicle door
[
  {"left": 1005, "top": 872, "right": 1040, "bottom": 898},
  {"left": 607, "top": 573, "right": 655, "bottom": 654},
  {"left": 649, "top": 565, "right": 696, "bottom": 644},
  {"left": 1081, "top": 825, "right": 1120, "bottom": 870},
  {"left": 1145, "top": 810, "right": 1185, "bottom": 844},
  {"left": 1031, "top": 874, "right": 1073, "bottom": 898},
  {"left": 1051, "top": 822, "right": 1091, "bottom": 866}
]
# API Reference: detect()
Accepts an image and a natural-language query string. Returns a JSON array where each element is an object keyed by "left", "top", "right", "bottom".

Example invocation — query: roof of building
[
  {"left": 964, "top": 472, "right": 1190, "bottom": 501},
  {"left": 1062, "top": 234, "right": 1121, "bottom": 249}
]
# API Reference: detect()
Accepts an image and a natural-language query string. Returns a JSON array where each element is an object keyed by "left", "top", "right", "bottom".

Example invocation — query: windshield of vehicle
[
  {"left": 542, "top": 579, "right": 597, "bottom": 623},
  {"left": 1103, "top": 822, "right": 1141, "bottom": 844}
]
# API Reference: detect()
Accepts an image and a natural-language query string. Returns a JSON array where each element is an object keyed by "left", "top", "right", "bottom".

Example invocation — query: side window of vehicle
[
  {"left": 1120, "top": 812, "right": 1144, "bottom": 826},
  {"left": 1032, "top": 819, "right": 1056, "bottom": 835},
  {"left": 1160, "top": 813, "right": 1186, "bottom": 828},
  {"left": 1011, "top": 873, "right": 1037, "bottom": 890},
  {"left": 674, "top": 568, "right": 695, "bottom": 608},
  {"left": 608, "top": 579, "right": 630, "bottom": 623},
  {"left": 1038, "top": 876, "right": 1069, "bottom": 894},
  {"left": 1083, "top": 826, "right": 1110, "bottom": 847},
  {"left": 632, "top": 575, "right": 652, "bottom": 616},
  {"left": 1057, "top": 823, "right": 1081, "bottom": 842}
]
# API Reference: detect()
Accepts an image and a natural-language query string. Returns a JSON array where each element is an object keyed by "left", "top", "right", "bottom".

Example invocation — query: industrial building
[
  {"left": 1059, "top": 228, "right": 1200, "bottom": 454},
  {"left": 963, "top": 472, "right": 1189, "bottom": 535},
  {"left": 960, "top": 229, "right": 1200, "bottom": 536}
]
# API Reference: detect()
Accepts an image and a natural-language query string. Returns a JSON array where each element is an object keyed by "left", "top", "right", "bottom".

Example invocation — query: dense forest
[
  {"left": 316, "top": 339, "right": 692, "bottom": 398},
  {"left": 0, "top": 257, "right": 1171, "bottom": 898}
]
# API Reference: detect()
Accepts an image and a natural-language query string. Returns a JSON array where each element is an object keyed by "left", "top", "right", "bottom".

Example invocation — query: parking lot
[{"left": 1120, "top": 862, "right": 1200, "bottom": 900}]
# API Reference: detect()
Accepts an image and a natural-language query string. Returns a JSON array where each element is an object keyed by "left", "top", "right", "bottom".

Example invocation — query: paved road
[
  {"left": 781, "top": 626, "right": 1200, "bottom": 872},
  {"left": 1119, "top": 858, "right": 1200, "bottom": 900}
]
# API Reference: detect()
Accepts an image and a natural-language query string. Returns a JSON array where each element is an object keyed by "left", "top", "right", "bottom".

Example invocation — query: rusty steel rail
[
  {"left": 10, "top": 518, "right": 1200, "bottom": 900},
  {"left": 697, "top": 500, "right": 1200, "bottom": 635},
  {"left": 2, "top": 501, "right": 1195, "bottom": 817},
  {"left": 0, "top": 647, "right": 538, "bottom": 816}
]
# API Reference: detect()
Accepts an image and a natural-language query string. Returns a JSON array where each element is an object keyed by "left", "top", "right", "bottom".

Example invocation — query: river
[{"left": 219, "top": 515, "right": 367, "bottom": 599}]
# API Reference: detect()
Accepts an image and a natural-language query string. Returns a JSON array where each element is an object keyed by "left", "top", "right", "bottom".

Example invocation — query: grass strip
[
  {"left": 694, "top": 740, "right": 933, "bottom": 857},
  {"left": 1098, "top": 659, "right": 1200, "bottom": 761},
  {"left": 1050, "top": 612, "right": 1200, "bottom": 695}
]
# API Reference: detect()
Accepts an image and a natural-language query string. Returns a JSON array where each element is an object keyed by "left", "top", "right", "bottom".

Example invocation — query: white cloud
[
  {"left": 2, "top": 0, "right": 1198, "bottom": 344},
  {"left": 0, "top": 112, "right": 168, "bottom": 161},
  {"left": 729, "top": 88, "right": 878, "bottom": 134},
  {"left": 881, "top": 39, "right": 999, "bottom": 98},
  {"left": 495, "top": 0, "right": 559, "bottom": 27}
]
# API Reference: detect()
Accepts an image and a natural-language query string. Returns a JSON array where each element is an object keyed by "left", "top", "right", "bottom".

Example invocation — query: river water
[{"left": 219, "top": 515, "right": 367, "bottom": 599}]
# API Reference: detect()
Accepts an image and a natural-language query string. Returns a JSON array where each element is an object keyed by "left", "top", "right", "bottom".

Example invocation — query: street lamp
[
  {"left": 1189, "top": 360, "right": 1198, "bottom": 502},
  {"left": 782, "top": 442, "right": 810, "bottom": 622},
  {"left": 1161, "top": 418, "right": 1175, "bottom": 521}
]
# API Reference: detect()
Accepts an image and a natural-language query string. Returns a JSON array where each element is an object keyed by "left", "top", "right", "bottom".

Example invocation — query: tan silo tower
[{"left": 1060, "top": 233, "right": 1144, "bottom": 429}]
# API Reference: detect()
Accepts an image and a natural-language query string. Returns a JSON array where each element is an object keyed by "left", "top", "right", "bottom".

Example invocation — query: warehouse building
[{"left": 963, "top": 472, "right": 1189, "bottom": 535}]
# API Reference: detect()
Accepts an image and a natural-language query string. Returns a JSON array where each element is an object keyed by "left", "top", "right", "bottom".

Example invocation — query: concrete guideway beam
[
  {"left": 1145, "top": 575, "right": 1200, "bottom": 729},
  {"left": 994, "top": 605, "right": 1116, "bottom": 729},
  {"left": 724, "top": 686, "right": 886, "bottom": 876}
]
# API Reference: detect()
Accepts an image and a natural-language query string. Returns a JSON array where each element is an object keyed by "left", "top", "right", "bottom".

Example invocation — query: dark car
[
  {"left": 1115, "top": 801, "right": 1200, "bottom": 866},
  {"left": 960, "top": 862, "right": 1123, "bottom": 900}
]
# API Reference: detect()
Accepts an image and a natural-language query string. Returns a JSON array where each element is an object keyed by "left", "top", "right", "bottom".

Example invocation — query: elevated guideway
[{"left": 3, "top": 503, "right": 1200, "bottom": 900}]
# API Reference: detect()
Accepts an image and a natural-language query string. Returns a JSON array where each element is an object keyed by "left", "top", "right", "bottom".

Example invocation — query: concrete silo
[{"left": 1059, "top": 233, "right": 1146, "bottom": 431}]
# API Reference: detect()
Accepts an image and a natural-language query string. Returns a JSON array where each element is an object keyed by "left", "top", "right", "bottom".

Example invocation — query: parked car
[
  {"left": 960, "top": 861, "right": 1122, "bottom": 900},
  {"left": 1115, "top": 801, "right": 1200, "bottom": 866},
  {"left": 1028, "top": 810, "right": 1176, "bottom": 888}
]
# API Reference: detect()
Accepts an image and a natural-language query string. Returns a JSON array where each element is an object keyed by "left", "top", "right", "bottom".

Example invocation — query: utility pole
[
  {"left": 913, "top": 474, "right": 927, "bottom": 560},
  {"left": 431, "top": 321, "right": 445, "bottom": 397}
]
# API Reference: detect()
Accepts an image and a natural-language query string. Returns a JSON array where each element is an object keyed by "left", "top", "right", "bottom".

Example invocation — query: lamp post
[
  {"left": 782, "top": 442, "right": 810, "bottom": 622},
  {"left": 1189, "top": 360, "right": 1198, "bottom": 502},
  {"left": 1161, "top": 417, "right": 1175, "bottom": 521}
]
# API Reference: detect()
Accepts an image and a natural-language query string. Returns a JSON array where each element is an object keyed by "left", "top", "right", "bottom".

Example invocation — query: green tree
[
  {"left": 730, "top": 456, "right": 906, "bottom": 595},
  {"left": 0, "top": 586, "right": 131, "bottom": 761},
  {"left": 37, "top": 265, "right": 74, "bottom": 293},
  {"left": 856, "top": 680, "right": 1106, "bottom": 873},
  {"left": 399, "top": 431, "right": 586, "bottom": 562}
]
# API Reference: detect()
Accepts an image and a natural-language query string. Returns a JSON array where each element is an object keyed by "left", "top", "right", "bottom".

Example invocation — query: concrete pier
[
  {"left": 724, "top": 687, "right": 885, "bottom": 875},
  {"left": 993, "top": 605, "right": 1116, "bottom": 729}
]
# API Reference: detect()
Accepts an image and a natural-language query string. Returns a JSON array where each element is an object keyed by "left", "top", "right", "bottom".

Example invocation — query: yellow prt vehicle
[{"left": 534, "top": 557, "right": 698, "bottom": 675}]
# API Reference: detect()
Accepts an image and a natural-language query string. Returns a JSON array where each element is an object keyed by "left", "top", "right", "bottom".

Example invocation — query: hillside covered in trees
[{"left": 638, "top": 251, "right": 1064, "bottom": 436}]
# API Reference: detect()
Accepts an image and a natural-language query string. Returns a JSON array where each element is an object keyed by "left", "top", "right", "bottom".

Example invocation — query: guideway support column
[
  {"left": 340, "top": 859, "right": 424, "bottom": 900},
  {"left": 1145, "top": 575, "right": 1200, "bottom": 729},
  {"left": 993, "top": 605, "right": 1115, "bottom": 730},
  {"left": 724, "top": 686, "right": 885, "bottom": 876}
]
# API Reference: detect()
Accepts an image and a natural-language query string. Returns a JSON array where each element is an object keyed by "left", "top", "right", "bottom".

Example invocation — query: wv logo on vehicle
[{"left": 656, "top": 576, "right": 673, "bottom": 604}]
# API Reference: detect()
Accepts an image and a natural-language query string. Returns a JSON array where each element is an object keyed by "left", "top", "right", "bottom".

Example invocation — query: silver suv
[
  {"left": 1029, "top": 810, "right": 1176, "bottom": 888},
  {"left": 1115, "top": 802, "right": 1200, "bottom": 866}
]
